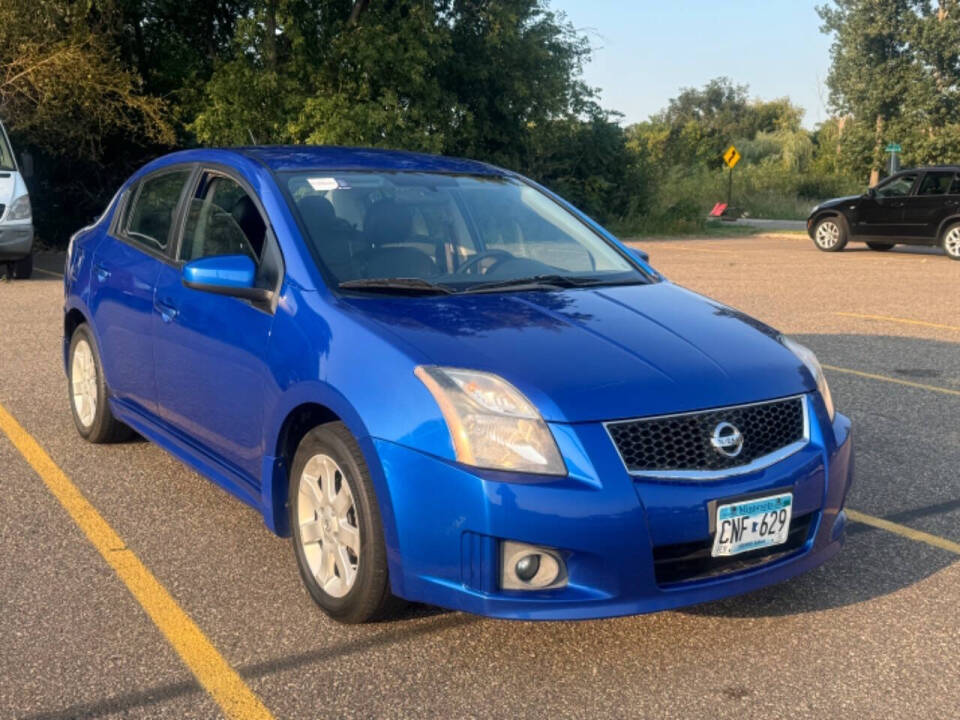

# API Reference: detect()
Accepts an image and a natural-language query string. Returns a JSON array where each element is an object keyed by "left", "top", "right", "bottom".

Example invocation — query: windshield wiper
[
  {"left": 338, "top": 277, "right": 454, "bottom": 295},
  {"left": 464, "top": 274, "right": 641, "bottom": 294}
]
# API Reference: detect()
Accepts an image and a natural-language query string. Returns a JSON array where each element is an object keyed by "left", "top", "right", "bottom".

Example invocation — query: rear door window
[
  {"left": 124, "top": 170, "right": 191, "bottom": 252},
  {"left": 917, "top": 172, "right": 954, "bottom": 196}
]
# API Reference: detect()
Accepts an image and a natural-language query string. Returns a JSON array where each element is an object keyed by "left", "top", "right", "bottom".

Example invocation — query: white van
[{"left": 0, "top": 119, "right": 34, "bottom": 279}]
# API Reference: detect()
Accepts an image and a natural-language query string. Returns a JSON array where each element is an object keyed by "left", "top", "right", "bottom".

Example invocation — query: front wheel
[
  {"left": 866, "top": 242, "right": 895, "bottom": 251},
  {"left": 943, "top": 223, "right": 960, "bottom": 260},
  {"left": 812, "top": 217, "right": 847, "bottom": 252},
  {"left": 289, "top": 422, "right": 400, "bottom": 623}
]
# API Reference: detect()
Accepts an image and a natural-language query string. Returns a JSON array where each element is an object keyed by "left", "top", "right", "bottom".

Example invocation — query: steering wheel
[{"left": 456, "top": 249, "right": 514, "bottom": 276}]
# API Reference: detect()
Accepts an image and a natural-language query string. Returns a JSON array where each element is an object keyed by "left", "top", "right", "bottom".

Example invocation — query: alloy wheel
[
  {"left": 815, "top": 220, "right": 841, "bottom": 249},
  {"left": 297, "top": 453, "right": 361, "bottom": 598},
  {"left": 71, "top": 338, "right": 98, "bottom": 428},
  {"left": 945, "top": 226, "right": 960, "bottom": 258}
]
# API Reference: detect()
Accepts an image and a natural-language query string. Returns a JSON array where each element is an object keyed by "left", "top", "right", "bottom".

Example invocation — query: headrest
[{"left": 364, "top": 200, "right": 413, "bottom": 246}]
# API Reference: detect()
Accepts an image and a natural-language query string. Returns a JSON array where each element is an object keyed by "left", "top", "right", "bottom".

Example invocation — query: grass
[
  {"left": 610, "top": 215, "right": 766, "bottom": 239},
  {"left": 738, "top": 194, "right": 816, "bottom": 221}
]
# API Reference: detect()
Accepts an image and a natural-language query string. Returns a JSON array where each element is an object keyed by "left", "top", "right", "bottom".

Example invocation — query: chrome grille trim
[{"left": 603, "top": 394, "right": 811, "bottom": 481}]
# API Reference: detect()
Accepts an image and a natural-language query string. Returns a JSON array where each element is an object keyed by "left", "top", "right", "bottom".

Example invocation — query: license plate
[{"left": 711, "top": 493, "right": 793, "bottom": 557}]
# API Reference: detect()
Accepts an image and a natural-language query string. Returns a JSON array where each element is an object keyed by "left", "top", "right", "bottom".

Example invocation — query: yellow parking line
[
  {"left": 0, "top": 402, "right": 274, "bottom": 720},
  {"left": 32, "top": 267, "right": 64, "bottom": 278},
  {"left": 822, "top": 364, "right": 960, "bottom": 397},
  {"left": 847, "top": 509, "right": 960, "bottom": 555},
  {"left": 833, "top": 311, "right": 960, "bottom": 333}
]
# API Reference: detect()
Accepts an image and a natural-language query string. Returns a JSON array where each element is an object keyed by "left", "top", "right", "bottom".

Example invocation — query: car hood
[
  {"left": 345, "top": 282, "right": 815, "bottom": 423},
  {"left": 814, "top": 195, "right": 861, "bottom": 212}
]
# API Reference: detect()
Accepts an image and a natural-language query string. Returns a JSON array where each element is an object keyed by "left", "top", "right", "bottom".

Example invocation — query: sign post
[
  {"left": 885, "top": 142, "right": 902, "bottom": 174},
  {"left": 722, "top": 144, "right": 741, "bottom": 207}
]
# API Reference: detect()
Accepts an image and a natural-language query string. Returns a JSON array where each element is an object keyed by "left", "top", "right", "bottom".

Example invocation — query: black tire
[
  {"left": 289, "top": 422, "right": 400, "bottom": 623},
  {"left": 68, "top": 324, "right": 133, "bottom": 443},
  {"left": 12, "top": 254, "right": 32, "bottom": 279},
  {"left": 942, "top": 222, "right": 960, "bottom": 260},
  {"left": 865, "top": 242, "right": 895, "bottom": 251},
  {"left": 811, "top": 216, "right": 848, "bottom": 252}
]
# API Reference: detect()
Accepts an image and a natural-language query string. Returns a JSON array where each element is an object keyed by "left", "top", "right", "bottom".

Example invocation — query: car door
[
  {"left": 152, "top": 169, "right": 283, "bottom": 482},
  {"left": 88, "top": 167, "right": 193, "bottom": 415},
  {"left": 900, "top": 171, "right": 958, "bottom": 242},
  {"left": 855, "top": 172, "right": 918, "bottom": 239}
]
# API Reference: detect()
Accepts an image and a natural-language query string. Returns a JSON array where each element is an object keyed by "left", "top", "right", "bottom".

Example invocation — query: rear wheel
[
  {"left": 943, "top": 223, "right": 960, "bottom": 260},
  {"left": 289, "top": 422, "right": 400, "bottom": 623},
  {"left": 812, "top": 217, "right": 847, "bottom": 252},
  {"left": 866, "top": 242, "right": 895, "bottom": 251},
  {"left": 12, "top": 254, "right": 32, "bottom": 279},
  {"left": 68, "top": 324, "right": 133, "bottom": 442}
]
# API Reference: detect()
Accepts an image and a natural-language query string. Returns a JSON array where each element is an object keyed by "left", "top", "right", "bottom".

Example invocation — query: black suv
[{"left": 806, "top": 167, "right": 960, "bottom": 260}]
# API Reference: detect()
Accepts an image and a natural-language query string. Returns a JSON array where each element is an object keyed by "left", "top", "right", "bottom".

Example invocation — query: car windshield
[
  {"left": 0, "top": 126, "right": 15, "bottom": 171},
  {"left": 282, "top": 172, "right": 648, "bottom": 293}
]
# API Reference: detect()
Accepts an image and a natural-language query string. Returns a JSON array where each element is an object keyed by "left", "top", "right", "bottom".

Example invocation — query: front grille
[
  {"left": 606, "top": 396, "right": 806, "bottom": 474},
  {"left": 652, "top": 512, "right": 815, "bottom": 585}
]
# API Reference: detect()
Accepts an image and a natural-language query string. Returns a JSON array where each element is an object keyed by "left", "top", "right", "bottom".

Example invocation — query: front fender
[{"left": 809, "top": 210, "right": 852, "bottom": 239}]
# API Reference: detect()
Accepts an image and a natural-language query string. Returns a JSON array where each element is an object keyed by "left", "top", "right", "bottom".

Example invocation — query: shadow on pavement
[{"left": 686, "top": 332, "right": 958, "bottom": 618}]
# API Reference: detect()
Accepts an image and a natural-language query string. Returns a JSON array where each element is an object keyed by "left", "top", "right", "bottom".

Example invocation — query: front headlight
[
  {"left": 415, "top": 366, "right": 566, "bottom": 475},
  {"left": 6, "top": 194, "right": 31, "bottom": 221},
  {"left": 781, "top": 336, "right": 835, "bottom": 421}
]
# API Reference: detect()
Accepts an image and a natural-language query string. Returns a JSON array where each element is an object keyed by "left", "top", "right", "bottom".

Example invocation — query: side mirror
[
  {"left": 628, "top": 247, "right": 650, "bottom": 264},
  {"left": 865, "top": 187, "right": 877, "bottom": 198},
  {"left": 182, "top": 254, "right": 271, "bottom": 301}
]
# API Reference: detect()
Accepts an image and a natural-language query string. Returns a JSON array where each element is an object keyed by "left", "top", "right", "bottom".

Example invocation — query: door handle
[
  {"left": 94, "top": 263, "right": 111, "bottom": 282},
  {"left": 155, "top": 298, "right": 179, "bottom": 323}
]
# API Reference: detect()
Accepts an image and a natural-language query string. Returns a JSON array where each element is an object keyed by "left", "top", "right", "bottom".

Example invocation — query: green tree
[
  {"left": 819, "top": 0, "right": 960, "bottom": 180},
  {"left": 625, "top": 77, "right": 806, "bottom": 170}
]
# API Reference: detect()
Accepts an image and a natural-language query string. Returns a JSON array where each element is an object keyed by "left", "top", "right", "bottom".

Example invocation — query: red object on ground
[{"left": 709, "top": 202, "right": 728, "bottom": 217}]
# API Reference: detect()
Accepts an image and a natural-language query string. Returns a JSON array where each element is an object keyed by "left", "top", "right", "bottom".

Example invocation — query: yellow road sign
[{"left": 723, "top": 145, "right": 741, "bottom": 169}]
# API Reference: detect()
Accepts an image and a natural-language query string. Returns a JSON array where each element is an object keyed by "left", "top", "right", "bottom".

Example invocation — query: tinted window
[
  {"left": 180, "top": 174, "right": 266, "bottom": 262},
  {"left": 875, "top": 174, "right": 917, "bottom": 198},
  {"left": 126, "top": 170, "right": 191, "bottom": 251},
  {"left": 0, "top": 128, "right": 14, "bottom": 171},
  {"left": 917, "top": 172, "right": 954, "bottom": 196},
  {"left": 950, "top": 174, "right": 960, "bottom": 195}
]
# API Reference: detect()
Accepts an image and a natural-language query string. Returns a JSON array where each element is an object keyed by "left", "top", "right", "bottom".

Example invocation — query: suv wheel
[
  {"left": 68, "top": 324, "right": 133, "bottom": 442},
  {"left": 943, "top": 223, "right": 960, "bottom": 260},
  {"left": 865, "top": 242, "right": 894, "bottom": 251},
  {"left": 813, "top": 217, "right": 847, "bottom": 252},
  {"left": 289, "top": 422, "right": 400, "bottom": 623}
]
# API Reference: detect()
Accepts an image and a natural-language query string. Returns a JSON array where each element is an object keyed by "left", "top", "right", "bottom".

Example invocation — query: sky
[{"left": 551, "top": 1, "right": 834, "bottom": 129}]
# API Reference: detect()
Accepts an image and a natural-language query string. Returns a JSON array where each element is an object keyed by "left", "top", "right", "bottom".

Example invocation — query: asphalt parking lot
[{"left": 1, "top": 235, "right": 958, "bottom": 719}]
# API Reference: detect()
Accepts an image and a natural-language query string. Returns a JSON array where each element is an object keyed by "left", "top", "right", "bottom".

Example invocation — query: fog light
[
  {"left": 501, "top": 541, "right": 566, "bottom": 590},
  {"left": 515, "top": 554, "right": 540, "bottom": 582}
]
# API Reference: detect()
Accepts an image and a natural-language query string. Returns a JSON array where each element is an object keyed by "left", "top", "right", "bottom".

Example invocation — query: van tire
[{"left": 13, "top": 254, "right": 32, "bottom": 279}]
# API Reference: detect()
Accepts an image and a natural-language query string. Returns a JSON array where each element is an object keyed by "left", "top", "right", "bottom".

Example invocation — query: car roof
[
  {"left": 229, "top": 145, "right": 506, "bottom": 175},
  {"left": 898, "top": 165, "right": 960, "bottom": 173}
]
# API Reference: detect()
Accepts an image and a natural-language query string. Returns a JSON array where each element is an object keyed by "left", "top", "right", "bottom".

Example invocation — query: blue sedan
[{"left": 63, "top": 147, "right": 853, "bottom": 622}]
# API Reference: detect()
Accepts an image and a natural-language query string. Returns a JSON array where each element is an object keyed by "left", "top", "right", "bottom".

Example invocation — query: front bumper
[
  {"left": 374, "top": 395, "right": 853, "bottom": 620},
  {"left": 0, "top": 222, "right": 34, "bottom": 260}
]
